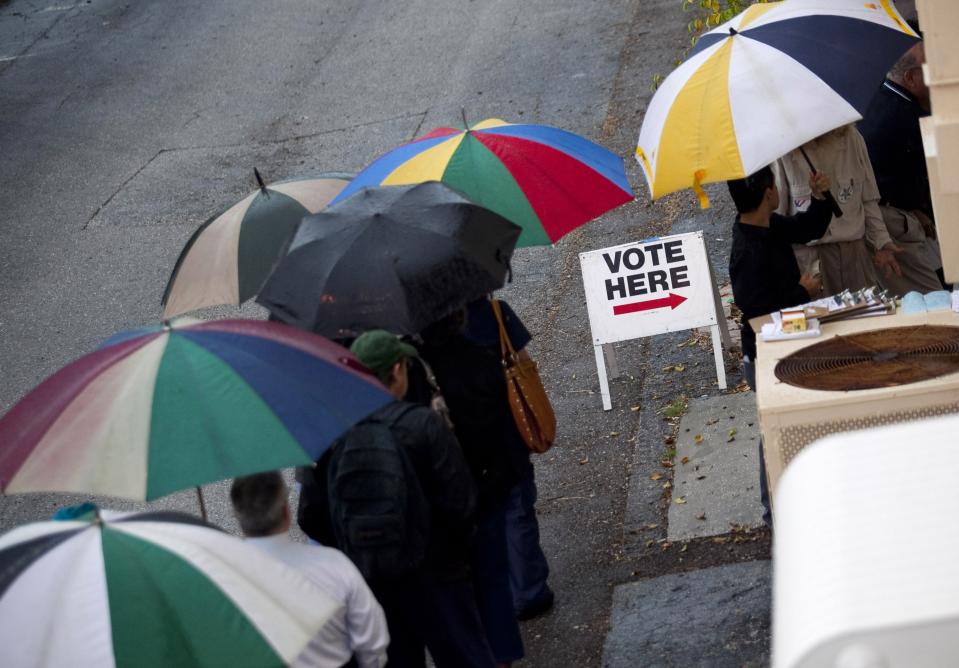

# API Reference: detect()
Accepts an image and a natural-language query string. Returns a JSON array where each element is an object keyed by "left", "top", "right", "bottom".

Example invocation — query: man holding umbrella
[
  {"left": 298, "top": 330, "right": 497, "bottom": 668},
  {"left": 772, "top": 125, "right": 903, "bottom": 295}
]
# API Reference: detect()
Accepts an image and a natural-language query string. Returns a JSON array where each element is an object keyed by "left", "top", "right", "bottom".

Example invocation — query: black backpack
[{"left": 326, "top": 404, "right": 430, "bottom": 582}]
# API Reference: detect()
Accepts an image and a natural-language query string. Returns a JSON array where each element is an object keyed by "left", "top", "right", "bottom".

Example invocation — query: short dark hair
[
  {"left": 727, "top": 166, "right": 775, "bottom": 214},
  {"left": 230, "top": 471, "right": 288, "bottom": 537}
]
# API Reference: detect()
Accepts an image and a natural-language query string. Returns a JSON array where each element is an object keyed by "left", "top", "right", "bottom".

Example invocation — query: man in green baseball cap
[
  {"left": 350, "top": 329, "right": 419, "bottom": 400},
  {"left": 299, "top": 328, "right": 495, "bottom": 667}
]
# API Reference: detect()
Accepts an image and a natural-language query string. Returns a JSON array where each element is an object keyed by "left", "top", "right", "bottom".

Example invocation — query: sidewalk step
[
  {"left": 667, "top": 393, "right": 764, "bottom": 542},
  {"left": 603, "top": 561, "right": 771, "bottom": 668}
]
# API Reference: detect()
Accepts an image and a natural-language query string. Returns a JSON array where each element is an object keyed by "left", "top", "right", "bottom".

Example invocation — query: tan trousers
[
  {"left": 874, "top": 206, "right": 943, "bottom": 297},
  {"left": 794, "top": 240, "right": 878, "bottom": 296}
]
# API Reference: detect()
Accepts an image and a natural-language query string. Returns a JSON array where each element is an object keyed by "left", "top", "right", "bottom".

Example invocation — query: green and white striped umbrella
[
  {"left": 0, "top": 508, "right": 347, "bottom": 668},
  {"left": 162, "top": 171, "right": 351, "bottom": 318}
]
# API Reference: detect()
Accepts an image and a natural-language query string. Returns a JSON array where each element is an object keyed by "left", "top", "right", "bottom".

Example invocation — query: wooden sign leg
[
  {"left": 710, "top": 324, "right": 728, "bottom": 390},
  {"left": 707, "top": 254, "right": 733, "bottom": 351},
  {"left": 602, "top": 343, "right": 620, "bottom": 379},
  {"left": 593, "top": 344, "right": 613, "bottom": 411}
]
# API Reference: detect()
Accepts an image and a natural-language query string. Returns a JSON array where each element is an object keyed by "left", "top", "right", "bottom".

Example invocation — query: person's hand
[
  {"left": 914, "top": 210, "right": 937, "bottom": 240},
  {"left": 873, "top": 242, "right": 903, "bottom": 277},
  {"left": 800, "top": 272, "right": 822, "bottom": 296},
  {"left": 808, "top": 171, "right": 831, "bottom": 200}
]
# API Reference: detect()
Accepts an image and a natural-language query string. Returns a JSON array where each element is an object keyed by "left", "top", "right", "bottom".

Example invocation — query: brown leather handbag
[{"left": 492, "top": 299, "right": 556, "bottom": 453}]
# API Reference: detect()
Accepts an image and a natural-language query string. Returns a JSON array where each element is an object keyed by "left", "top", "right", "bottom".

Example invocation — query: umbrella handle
[
  {"left": 821, "top": 190, "right": 844, "bottom": 219},
  {"left": 798, "top": 147, "right": 843, "bottom": 219},
  {"left": 196, "top": 486, "right": 208, "bottom": 522}
]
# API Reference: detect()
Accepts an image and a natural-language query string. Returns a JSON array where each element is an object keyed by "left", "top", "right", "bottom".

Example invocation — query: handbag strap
[{"left": 490, "top": 299, "right": 517, "bottom": 362}]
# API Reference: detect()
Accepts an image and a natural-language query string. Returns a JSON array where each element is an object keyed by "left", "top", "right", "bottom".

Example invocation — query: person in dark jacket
[
  {"left": 728, "top": 165, "right": 831, "bottom": 526},
  {"left": 419, "top": 310, "right": 525, "bottom": 668},
  {"left": 298, "top": 330, "right": 496, "bottom": 668},
  {"left": 858, "top": 28, "right": 946, "bottom": 292},
  {"left": 464, "top": 297, "right": 554, "bottom": 621}
]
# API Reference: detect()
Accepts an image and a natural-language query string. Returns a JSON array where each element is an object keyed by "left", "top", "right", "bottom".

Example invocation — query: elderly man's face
[{"left": 904, "top": 43, "right": 930, "bottom": 112}]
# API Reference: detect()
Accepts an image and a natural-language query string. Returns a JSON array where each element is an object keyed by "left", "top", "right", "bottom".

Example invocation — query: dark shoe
[{"left": 516, "top": 590, "right": 554, "bottom": 621}]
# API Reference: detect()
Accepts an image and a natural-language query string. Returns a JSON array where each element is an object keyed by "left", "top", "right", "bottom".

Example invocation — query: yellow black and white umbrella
[{"left": 636, "top": 0, "right": 918, "bottom": 207}]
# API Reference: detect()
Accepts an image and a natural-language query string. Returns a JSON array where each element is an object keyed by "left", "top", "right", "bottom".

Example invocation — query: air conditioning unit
[
  {"left": 755, "top": 309, "right": 959, "bottom": 498},
  {"left": 772, "top": 414, "right": 959, "bottom": 667}
]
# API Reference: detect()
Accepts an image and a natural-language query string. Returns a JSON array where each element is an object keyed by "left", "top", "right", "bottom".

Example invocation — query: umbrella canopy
[
  {"left": 0, "top": 509, "right": 346, "bottom": 668},
  {"left": 635, "top": 0, "right": 918, "bottom": 206},
  {"left": 0, "top": 319, "right": 390, "bottom": 500},
  {"left": 162, "top": 171, "right": 352, "bottom": 318},
  {"left": 330, "top": 118, "right": 633, "bottom": 246},
  {"left": 257, "top": 182, "right": 521, "bottom": 338}
]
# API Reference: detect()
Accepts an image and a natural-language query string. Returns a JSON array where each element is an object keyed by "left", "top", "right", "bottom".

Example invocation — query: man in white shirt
[{"left": 231, "top": 471, "right": 390, "bottom": 668}]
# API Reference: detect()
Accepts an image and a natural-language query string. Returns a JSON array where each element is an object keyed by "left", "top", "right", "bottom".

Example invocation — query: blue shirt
[{"left": 464, "top": 298, "right": 532, "bottom": 351}]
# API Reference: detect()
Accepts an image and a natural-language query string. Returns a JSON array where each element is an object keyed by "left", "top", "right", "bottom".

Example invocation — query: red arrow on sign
[{"left": 613, "top": 292, "right": 687, "bottom": 315}]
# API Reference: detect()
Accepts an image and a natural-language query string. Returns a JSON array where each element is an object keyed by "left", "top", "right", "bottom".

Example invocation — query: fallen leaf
[
  {"left": 728, "top": 428, "right": 737, "bottom": 437},
  {"left": 664, "top": 436, "right": 675, "bottom": 445},
  {"left": 645, "top": 523, "right": 659, "bottom": 529},
  {"left": 649, "top": 472, "right": 663, "bottom": 481},
  {"left": 645, "top": 540, "right": 655, "bottom": 547},
  {"left": 660, "top": 459, "right": 674, "bottom": 468},
  {"left": 680, "top": 456, "right": 690, "bottom": 465},
  {"left": 674, "top": 364, "right": 685, "bottom": 372},
  {"left": 662, "top": 481, "right": 672, "bottom": 490},
  {"left": 674, "top": 496, "right": 686, "bottom": 504},
  {"left": 711, "top": 536, "right": 730, "bottom": 544},
  {"left": 680, "top": 543, "right": 688, "bottom": 553},
  {"left": 578, "top": 456, "right": 589, "bottom": 465},
  {"left": 630, "top": 405, "right": 641, "bottom": 412},
  {"left": 696, "top": 512, "right": 707, "bottom": 521},
  {"left": 609, "top": 431, "right": 619, "bottom": 437},
  {"left": 694, "top": 434, "right": 704, "bottom": 444},
  {"left": 660, "top": 541, "right": 672, "bottom": 550},
  {"left": 705, "top": 417, "right": 719, "bottom": 425}
]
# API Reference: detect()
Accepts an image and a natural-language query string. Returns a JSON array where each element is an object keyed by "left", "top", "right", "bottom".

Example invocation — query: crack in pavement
[{"left": 81, "top": 110, "right": 427, "bottom": 230}]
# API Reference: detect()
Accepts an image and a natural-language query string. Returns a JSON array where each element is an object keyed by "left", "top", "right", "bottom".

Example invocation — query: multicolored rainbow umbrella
[
  {"left": 330, "top": 118, "right": 634, "bottom": 246},
  {"left": 636, "top": 0, "right": 917, "bottom": 207},
  {"left": 0, "top": 509, "right": 348, "bottom": 668},
  {"left": 162, "top": 171, "right": 351, "bottom": 319},
  {"left": 0, "top": 319, "right": 390, "bottom": 501}
]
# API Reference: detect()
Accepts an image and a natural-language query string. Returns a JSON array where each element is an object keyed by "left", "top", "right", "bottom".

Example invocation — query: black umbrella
[{"left": 256, "top": 182, "right": 521, "bottom": 338}]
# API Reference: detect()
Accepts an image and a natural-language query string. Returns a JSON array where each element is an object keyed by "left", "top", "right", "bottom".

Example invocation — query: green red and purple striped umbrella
[
  {"left": 0, "top": 509, "right": 347, "bottom": 668},
  {"left": 330, "top": 118, "right": 634, "bottom": 246},
  {"left": 0, "top": 318, "right": 390, "bottom": 501}
]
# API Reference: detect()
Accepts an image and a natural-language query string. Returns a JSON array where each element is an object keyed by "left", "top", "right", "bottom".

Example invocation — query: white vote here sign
[{"left": 579, "top": 231, "right": 729, "bottom": 409}]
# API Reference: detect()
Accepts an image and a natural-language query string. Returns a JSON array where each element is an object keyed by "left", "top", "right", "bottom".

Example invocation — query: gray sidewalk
[{"left": 603, "top": 560, "right": 771, "bottom": 668}]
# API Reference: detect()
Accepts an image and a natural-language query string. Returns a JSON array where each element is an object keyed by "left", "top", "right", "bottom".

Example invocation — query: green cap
[{"left": 350, "top": 330, "right": 418, "bottom": 374}]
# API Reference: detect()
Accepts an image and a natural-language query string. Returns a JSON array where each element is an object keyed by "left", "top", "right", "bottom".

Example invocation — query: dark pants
[
  {"left": 372, "top": 574, "right": 496, "bottom": 668},
  {"left": 743, "top": 357, "right": 772, "bottom": 528},
  {"left": 505, "top": 464, "right": 552, "bottom": 612},
  {"left": 473, "top": 500, "right": 524, "bottom": 663}
]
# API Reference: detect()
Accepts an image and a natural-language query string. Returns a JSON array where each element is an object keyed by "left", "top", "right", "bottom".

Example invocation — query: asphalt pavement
[{"left": 0, "top": 0, "right": 771, "bottom": 665}]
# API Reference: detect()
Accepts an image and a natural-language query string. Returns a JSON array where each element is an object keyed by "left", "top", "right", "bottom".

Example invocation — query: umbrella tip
[
  {"left": 254, "top": 167, "right": 269, "bottom": 195},
  {"left": 729, "top": 27, "right": 738, "bottom": 36},
  {"left": 461, "top": 107, "right": 469, "bottom": 131}
]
